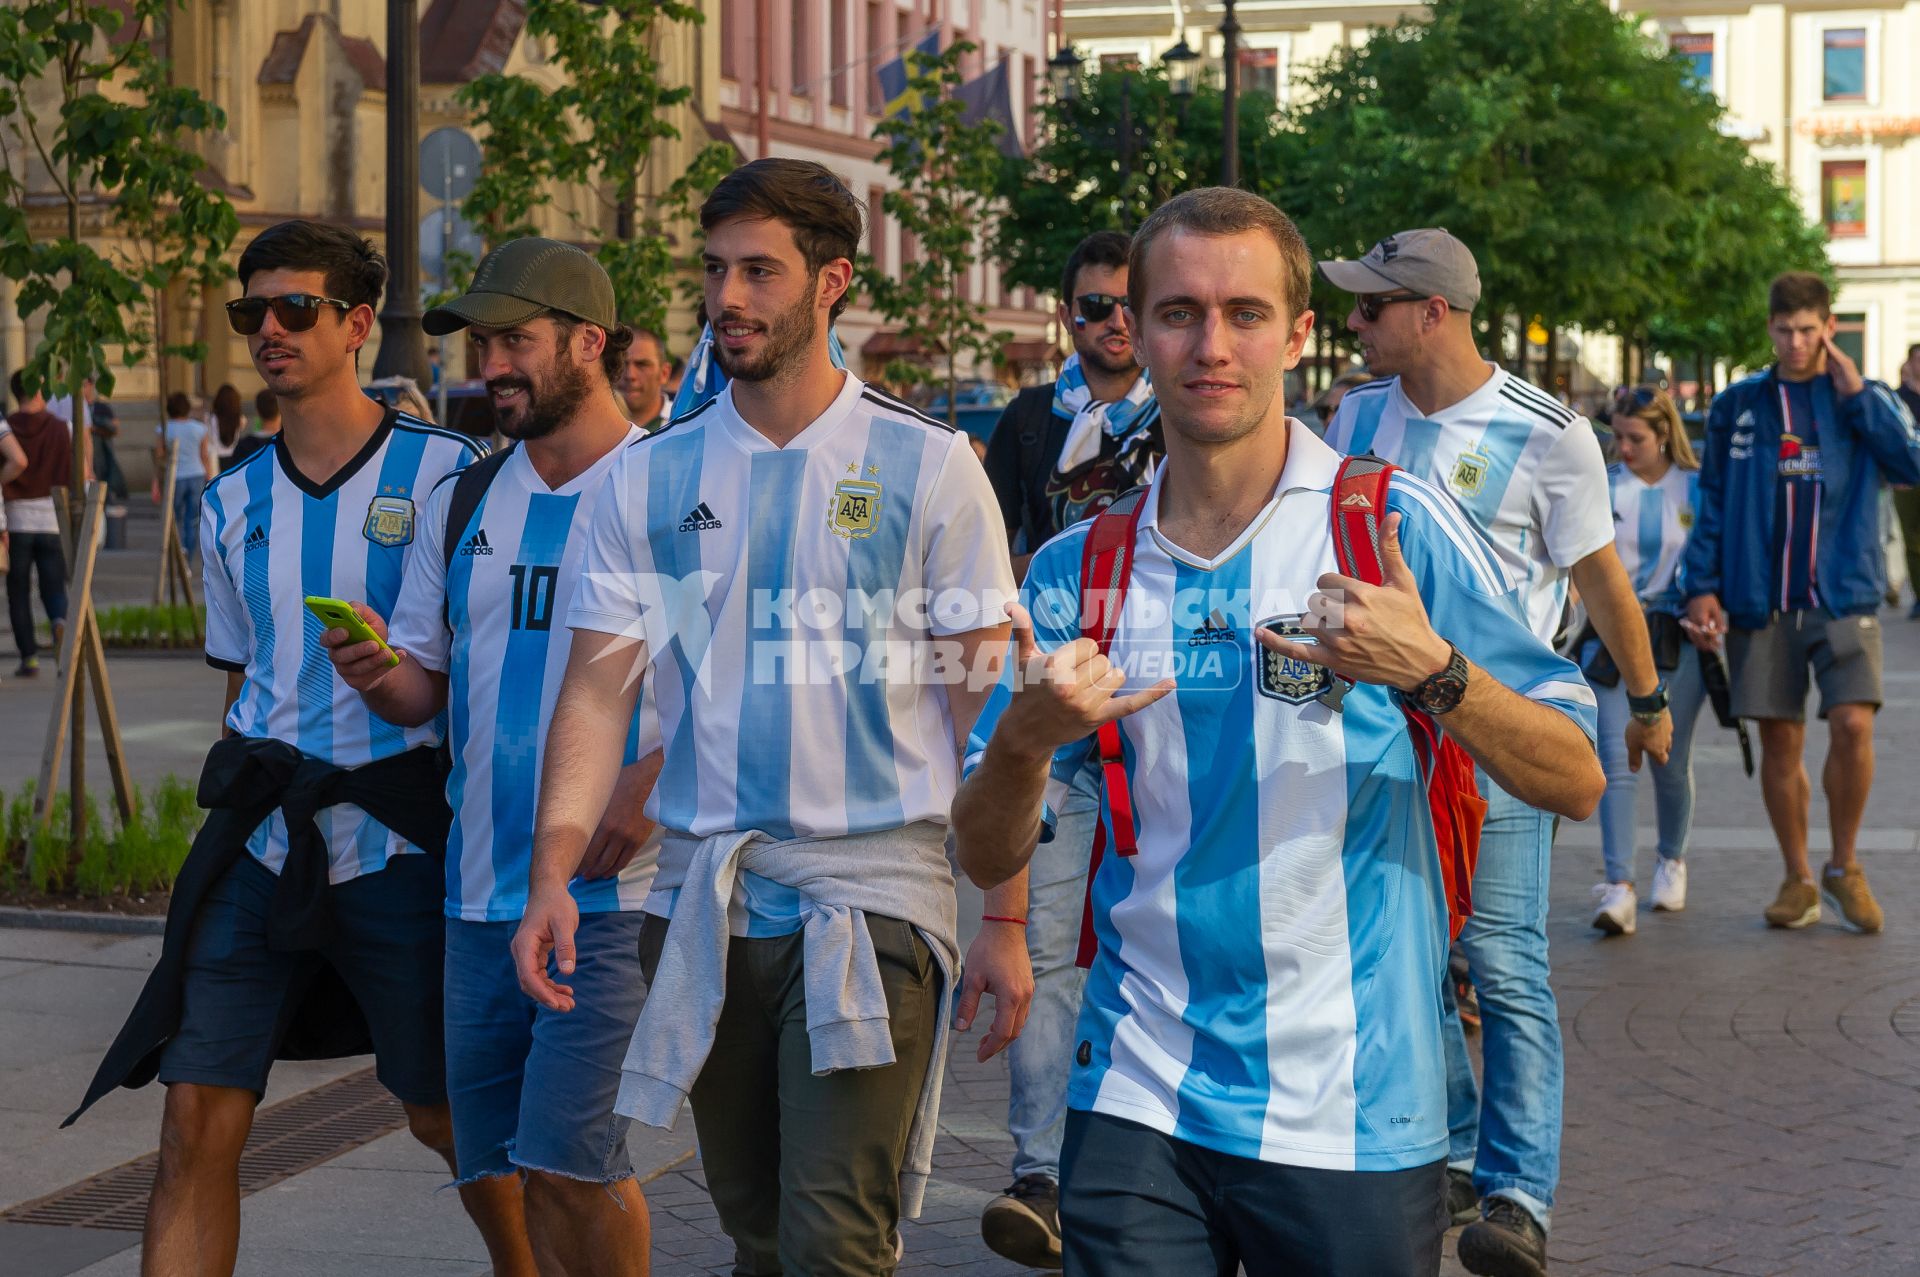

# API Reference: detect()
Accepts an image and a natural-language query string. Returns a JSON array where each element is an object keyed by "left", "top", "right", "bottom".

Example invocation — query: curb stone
[{"left": 0, "top": 905, "right": 163, "bottom": 936}]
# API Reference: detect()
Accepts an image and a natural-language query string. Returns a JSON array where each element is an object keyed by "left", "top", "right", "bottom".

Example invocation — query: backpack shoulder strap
[
  {"left": 1331, "top": 453, "right": 1397, "bottom": 586},
  {"left": 441, "top": 446, "right": 515, "bottom": 571},
  {"left": 1077, "top": 485, "right": 1150, "bottom": 860}
]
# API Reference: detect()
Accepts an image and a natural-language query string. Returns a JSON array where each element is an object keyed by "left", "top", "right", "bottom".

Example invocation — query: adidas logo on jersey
[
  {"left": 679, "top": 501, "right": 723, "bottom": 532},
  {"left": 459, "top": 528, "right": 495, "bottom": 556},
  {"left": 244, "top": 524, "right": 270, "bottom": 551},
  {"left": 1188, "top": 610, "right": 1236, "bottom": 647}
]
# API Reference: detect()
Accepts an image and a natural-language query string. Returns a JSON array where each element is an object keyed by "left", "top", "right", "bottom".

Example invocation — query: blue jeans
[
  {"left": 1005, "top": 772, "right": 1097, "bottom": 1182},
  {"left": 1589, "top": 642, "right": 1709, "bottom": 884},
  {"left": 1441, "top": 777, "right": 1560, "bottom": 1229},
  {"left": 443, "top": 911, "right": 649, "bottom": 1183},
  {"left": 173, "top": 475, "right": 205, "bottom": 560}
]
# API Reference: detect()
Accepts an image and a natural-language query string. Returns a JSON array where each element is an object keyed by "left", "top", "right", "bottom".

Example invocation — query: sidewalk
[{"left": 4, "top": 622, "right": 1919, "bottom": 1275}]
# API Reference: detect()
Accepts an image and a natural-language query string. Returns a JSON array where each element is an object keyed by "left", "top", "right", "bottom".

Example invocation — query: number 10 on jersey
[{"left": 508, "top": 564, "right": 558, "bottom": 631}]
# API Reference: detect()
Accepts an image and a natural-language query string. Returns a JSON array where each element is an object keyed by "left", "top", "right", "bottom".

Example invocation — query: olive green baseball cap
[{"left": 422, "top": 237, "right": 618, "bottom": 336}]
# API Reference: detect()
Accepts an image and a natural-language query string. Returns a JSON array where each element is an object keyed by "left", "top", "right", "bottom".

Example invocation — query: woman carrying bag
[{"left": 1584, "top": 387, "right": 1711, "bottom": 935}]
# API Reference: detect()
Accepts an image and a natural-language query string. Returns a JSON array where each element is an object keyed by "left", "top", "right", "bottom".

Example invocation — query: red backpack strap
[
  {"left": 1331, "top": 454, "right": 1396, "bottom": 584},
  {"left": 1077, "top": 488, "right": 1148, "bottom": 859},
  {"left": 1073, "top": 488, "right": 1149, "bottom": 970}
]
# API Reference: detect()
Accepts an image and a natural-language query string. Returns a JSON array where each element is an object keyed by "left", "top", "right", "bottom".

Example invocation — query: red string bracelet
[{"left": 981, "top": 914, "right": 1029, "bottom": 926}]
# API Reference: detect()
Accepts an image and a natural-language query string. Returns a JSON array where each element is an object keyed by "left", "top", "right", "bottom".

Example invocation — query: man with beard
[
  {"left": 515, "top": 158, "right": 1025, "bottom": 1273},
  {"left": 619, "top": 326, "right": 672, "bottom": 432},
  {"left": 971, "top": 228, "right": 1159, "bottom": 1268},
  {"left": 67, "top": 220, "right": 506, "bottom": 1276},
  {"left": 322, "top": 238, "right": 661, "bottom": 1276}
]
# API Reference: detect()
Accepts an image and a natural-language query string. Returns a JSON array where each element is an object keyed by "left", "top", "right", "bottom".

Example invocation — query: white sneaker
[
  {"left": 1650, "top": 858, "right": 1687, "bottom": 912},
  {"left": 1590, "top": 882, "right": 1637, "bottom": 935}
]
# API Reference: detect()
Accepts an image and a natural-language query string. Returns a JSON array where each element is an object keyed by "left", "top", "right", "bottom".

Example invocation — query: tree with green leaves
[
  {"left": 456, "top": 0, "right": 733, "bottom": 335},
  {"left": 858, "top": 40, "right": 1011, "bottom": 424},
  {"left": 0, "top": 0, "right": 236, "bottom": 851},
  {"left": 1279, "top": 0, "right": 1816, "bottom": 377},
  {"left": 993, "top": 63, "right": 1291, "bottom": 297}
]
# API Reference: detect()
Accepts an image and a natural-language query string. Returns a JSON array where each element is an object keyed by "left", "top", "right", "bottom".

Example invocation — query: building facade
[{"left": 1060, "top": 0, "right": 1920, "bottom": 384}]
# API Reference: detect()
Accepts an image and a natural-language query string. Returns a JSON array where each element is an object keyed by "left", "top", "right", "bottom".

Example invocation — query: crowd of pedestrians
[{"left": 54, "top": 156, "right": 1920, "bottom": 1277}]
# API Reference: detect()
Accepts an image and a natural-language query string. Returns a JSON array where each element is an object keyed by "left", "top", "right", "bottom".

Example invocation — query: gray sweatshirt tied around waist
[{"left": 614, "top": 821, "right": 958, "bottom": 1216}]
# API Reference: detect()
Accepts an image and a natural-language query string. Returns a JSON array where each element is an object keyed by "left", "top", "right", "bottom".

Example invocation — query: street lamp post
[
  {"left": 1047, "top": 44, "right": 1084, "bottom": 103},
  {"left": 373, "top": 0, "right": 428, "bottom": 383},
  {"left": 1219, "top": 0, "right": 1240, "bottom": 187}
]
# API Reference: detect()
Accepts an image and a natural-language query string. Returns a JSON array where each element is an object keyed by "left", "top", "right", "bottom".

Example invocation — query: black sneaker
[
  {"left": 1458, "top": 1197, "right": 1547, "bottom": 1277},
  {"left": 14, "top": 657, "right": 38, "bottom": 678},
  {"left": 981, "top": 1173, "right": 1063, "bottom": 1270},
  {"left": 1446, "top": 1167, "right": 1479, "bottom": 1226}
]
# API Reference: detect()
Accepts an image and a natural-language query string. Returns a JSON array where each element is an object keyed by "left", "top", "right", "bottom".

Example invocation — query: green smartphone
[{"left": 304, "top": 595, "right": 400, "bottom": 668}]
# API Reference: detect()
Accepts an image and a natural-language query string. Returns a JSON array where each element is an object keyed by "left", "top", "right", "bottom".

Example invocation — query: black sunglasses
[
  {"left": 1074, "top": 293, "right": 1127, "bottom": 324},
  {"left": 225, "top": 293, "right": 355, "bottom": 336},
  {"left": 1354, "top": 292, "right": 1429, "bottom": 323}
]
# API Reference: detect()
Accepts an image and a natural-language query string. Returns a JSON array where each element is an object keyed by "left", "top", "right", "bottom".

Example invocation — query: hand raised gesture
[
  {"left": 1821, "top": 332, "right": 1864, "bottom": 400},
  {"left": 1257, "top": 513, "right": 1451, "bottom": 692},
  {"left": 1001, "top": 601, "right": 1174, "bottom": 756}
]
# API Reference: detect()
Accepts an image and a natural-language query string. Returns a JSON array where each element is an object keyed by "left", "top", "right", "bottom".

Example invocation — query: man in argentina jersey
[
  {"left": 323, "top": 240, "right": 660, "bottom": 1277},
  {"left": 521, "top": 160, "right": 1021, "bottom": 1274},
  {"left": 1320, "top": 229, "right": 1667, "bottom": 1275},
  {"left": 147, "top": 221, "right": 506, "bottom": 1274},
  {"left": 955, "top": 189, "right": 1604, "bottom": 1277}
]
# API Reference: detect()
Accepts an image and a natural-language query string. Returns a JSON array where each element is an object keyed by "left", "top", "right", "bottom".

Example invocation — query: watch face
[{"left": 1417, "top": 676, "right": 1467, "bottom": 714}]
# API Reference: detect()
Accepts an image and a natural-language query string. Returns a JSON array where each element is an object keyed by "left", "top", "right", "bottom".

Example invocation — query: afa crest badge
[
  {"left": 363, "top": 495, "right": 415, "bottom": 547},
  {"left": 830, "top": 477, "right": 882, "bottom": 539},
  {"left": 1257, "top": 616, "right": 1333, "bottom": 705},
  {"left": 1450, "top": 449, "right": 1492, "bottom": 498}
]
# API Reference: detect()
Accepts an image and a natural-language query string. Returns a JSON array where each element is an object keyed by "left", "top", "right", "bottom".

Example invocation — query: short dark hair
[
  {"left": 1768, "top": 271, "right": 1831, "bottom": 319},
  {"left": 1130, "top": 189, "right": 1313, "bottom": 322},
  {"left": 238, "top": 220, "right": 387, "bottom": 312},
  {"left": 165, "top": 391, "right": 194, "bottom": 418},
  {"left": 255, "top": 388, "right": 279, "bottom": 420},
  {"left": 700, "top": 159, "right": 864, "bottom": 322},
  {"left": 624, "top": 327, "right": 666, "bottom": 363},
  {"left": 1062, "top": 231, "right": 1132, "bottom": 304},
  {"left": 549, "top": 312, "right": 632, "bottom": 385},
  {"left": 7, "top": 369, "right": 23, "bottom": 403}
]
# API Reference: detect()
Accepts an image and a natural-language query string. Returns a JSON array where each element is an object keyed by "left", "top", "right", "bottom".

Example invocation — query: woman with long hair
[
  {"left": 1587, "top": 387, "right": 1710, "bottom": 935},
  {"left": 209, "top": 383, "right": 244, "bottom": 472}
]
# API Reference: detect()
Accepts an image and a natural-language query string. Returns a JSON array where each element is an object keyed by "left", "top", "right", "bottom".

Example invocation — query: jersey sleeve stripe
[
  {"left": 664, "top": 397, "right": 720, "bottom": 429},
  {"left": 861, "top": 388, "right": 957, "bottom": 432},
  {"left": 1497, "top": 385, "right": 1574, "bottom": 428},
  {"left": 205, "top": 654, "right": 246, "bottom": 673},
  {"left": 1501, "top": 381, "right": 1576, "bottom": 424},
  {"left": 393, "top": 418, "right": 487, "bottom": 457},
  {"left": 203, "top": 438, "right": 277, "bottom": 496},
  {"left": 1531, "top": 678, "right": 1599, "bottom": 709},
  {"left": 1390, "top": 476, "right": 1510, "bottom": 595}
]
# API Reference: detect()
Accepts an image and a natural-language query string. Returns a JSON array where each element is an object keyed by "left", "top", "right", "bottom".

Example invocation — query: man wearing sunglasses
[
  {"left": 1321, "top": 229, "right": 1669, "bottom": 1277},
  {"left": 976, "top": 229, "right": 1163, "bottom": 1268},
  {"left": 69, "top": 220, "right": 523, "bottom": 1276}
]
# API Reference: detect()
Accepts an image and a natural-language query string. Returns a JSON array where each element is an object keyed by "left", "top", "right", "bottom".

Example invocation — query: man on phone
[
  {"left": 1683, "top": 271, "right": 1920, "bottom": 934},
  {"left": 322, "top": 238, "right": 661, "bottom": 1277}
]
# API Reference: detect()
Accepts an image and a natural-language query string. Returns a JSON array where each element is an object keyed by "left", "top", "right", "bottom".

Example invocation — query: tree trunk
[{"left": 1544, "top": 324, "right": 1559, "bottom": 399}]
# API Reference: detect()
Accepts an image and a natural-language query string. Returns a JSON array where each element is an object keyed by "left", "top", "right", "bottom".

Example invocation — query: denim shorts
[
  {"left": 158, "top": 852, "right": 447, "bottom": 1106},
  {"left": 443, "top": 911, "right": 650, "bottom": 1183}
]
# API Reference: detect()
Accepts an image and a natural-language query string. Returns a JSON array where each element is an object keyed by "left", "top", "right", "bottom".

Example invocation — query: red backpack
[{"left": 1072, "top": 455, "right": 1486, "bottom": 969}]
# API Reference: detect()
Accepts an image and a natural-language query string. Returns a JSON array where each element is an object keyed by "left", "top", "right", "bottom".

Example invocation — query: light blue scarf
[{"left": 1049, "top": 353, "right": 1158, "bottom": 476}]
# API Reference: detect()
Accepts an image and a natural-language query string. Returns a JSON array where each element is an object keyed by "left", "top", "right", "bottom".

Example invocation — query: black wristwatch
[
  {"left": 1407, "top": 642, "right": 1469, "bottom": 716},
  {"left": 1627, "top": 681, "right": 1669, "bottom": 724}
]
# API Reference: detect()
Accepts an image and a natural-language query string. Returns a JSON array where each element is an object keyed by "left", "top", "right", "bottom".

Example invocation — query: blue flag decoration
[
  {"left": 876, "top": 31, "right": 941, "bottom": 120},
  {"left": 955, "top": 55, "right": 1025, "bottom": 159}
]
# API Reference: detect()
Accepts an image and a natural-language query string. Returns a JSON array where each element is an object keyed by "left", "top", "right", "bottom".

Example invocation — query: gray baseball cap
[
  {"left": 1317, "top": 228, "right": 1481, "bottom": 313},
  {"left": 423, "top": 237, "right": 618, "bottom": 336}
]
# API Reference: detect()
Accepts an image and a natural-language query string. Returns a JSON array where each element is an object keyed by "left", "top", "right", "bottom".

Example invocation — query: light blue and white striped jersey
[
  {"left": 1324, "top": 366, "right": 1614, "bottom": 644},
  {"left": 1608, "top": 462, "right": 1700, "bottom": 614},
  {"left": 201, "top": 410, "right": 485, "bottom": 883},
  {"left": 570, "top": 374, "right": 1014, "bottom": 933},
  {"left": 389, "top": 429, "right": 661, "bottom": 922},
  {"left": 965, "top": 421, "right": 1596, "bottom": 1171}
]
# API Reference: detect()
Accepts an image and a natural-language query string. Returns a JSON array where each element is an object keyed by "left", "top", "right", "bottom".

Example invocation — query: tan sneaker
[
  {"left": 1764, "top": 878, "right": 1820, "bottom": 929},
  {"left": 1821, "top": 864, "right": 1884, "bottom": 934}
]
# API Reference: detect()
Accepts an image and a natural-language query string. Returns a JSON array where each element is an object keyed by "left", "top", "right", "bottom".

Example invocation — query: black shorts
[
  {"left": 1060, "top": 1109, "right": 1447, "bottom": 1277},
  {"left": 157, "top": 853, "right": 447, "bottom": 1106}
]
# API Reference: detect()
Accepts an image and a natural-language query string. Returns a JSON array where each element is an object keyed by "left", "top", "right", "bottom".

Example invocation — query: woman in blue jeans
[
  {"left": 155, "top": 392, "right": 213, "bottom": 565},
  {"left": 1585, "top": 388, "right": 1710, "bottom": 934}
]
